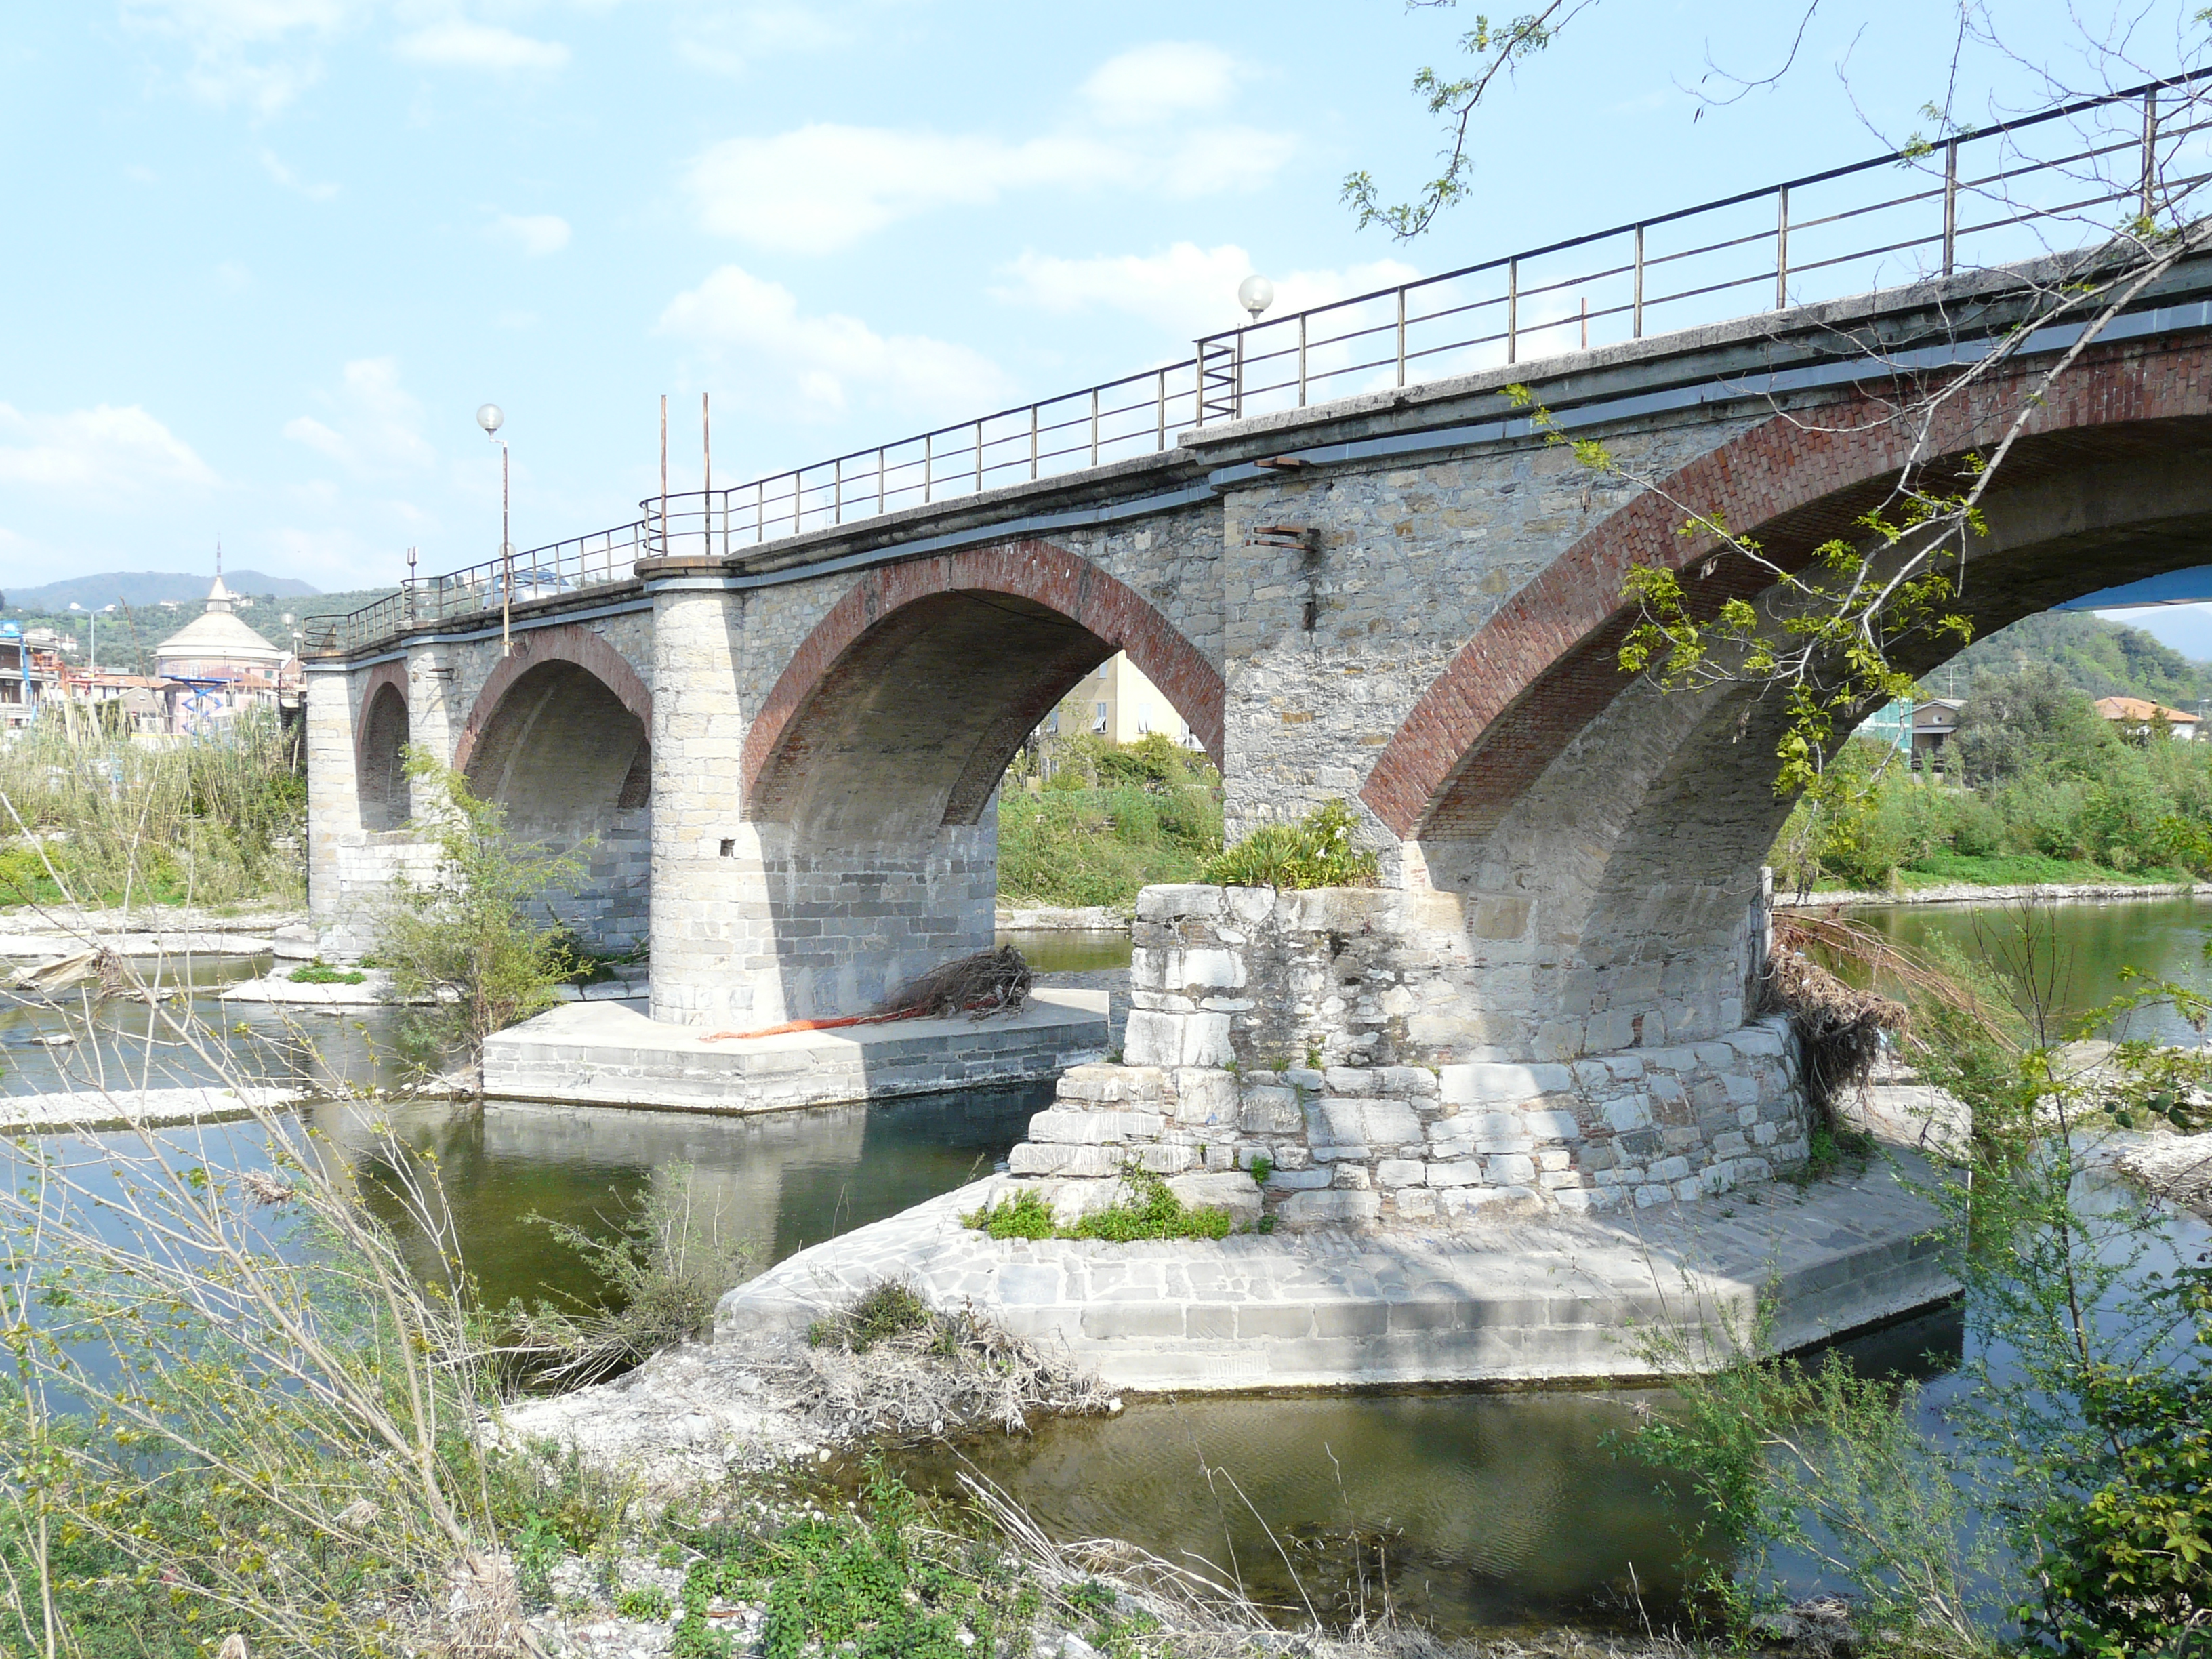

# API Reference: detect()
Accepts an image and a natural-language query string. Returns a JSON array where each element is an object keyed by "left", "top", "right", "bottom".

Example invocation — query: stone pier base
[
  {"left": 716, "top": 1149, "right": 1955, "bottom": 1392},
  {"left": 480, "top": 989, "right": 1109, "bottom": 1113}
]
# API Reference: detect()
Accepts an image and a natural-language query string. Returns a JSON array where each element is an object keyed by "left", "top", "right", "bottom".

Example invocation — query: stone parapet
[{"left": 1006, "top": 882, "right": 1809, "bottom": 1224}]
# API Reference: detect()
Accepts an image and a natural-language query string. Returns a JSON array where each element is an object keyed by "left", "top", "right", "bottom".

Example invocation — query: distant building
[
  {"left": 151, "top": 576, "right": 295, "bottom": 735},
  {"left": 1912, "top": 698, "right": 1967, "bottom": 765},
  {"left": 1858, "top": 699, "right": 1914, "bottom": 754},
  {"left": 2094, "top": 695, "right": 2203, "bottom": 740},
  {"left": 1044, "top": 653, "right": 1198, "bottom": 748},
  {"left": 0, "top": 625, "right": 43, "bottom": 729}
]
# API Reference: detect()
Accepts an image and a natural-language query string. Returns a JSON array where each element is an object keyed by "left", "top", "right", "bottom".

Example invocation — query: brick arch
[
  {"left": 354, "top": 661, "right": 411, "bottom": 832},
  {"left": 451, "top": 621, "right": 652, "bottom": 776},
  {"left": 1363, "top": 335, "right": 2212, "bottom": 842},
  {"left": 743, "top": 539, "right": 1222, "bottom": 829}
]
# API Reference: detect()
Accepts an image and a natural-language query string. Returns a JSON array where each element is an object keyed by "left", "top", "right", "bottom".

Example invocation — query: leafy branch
[{"left": 1342, "top": 0, "right": 1603, "bottom": 240}]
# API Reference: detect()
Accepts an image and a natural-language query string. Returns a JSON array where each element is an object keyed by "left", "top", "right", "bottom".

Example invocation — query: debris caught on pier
[
  {"left": 1762, "top": 914, "right": 1907, "bottom": 1124},
  {"left": 703, "top": 944, "right": 1033, "bottom": 1042}
]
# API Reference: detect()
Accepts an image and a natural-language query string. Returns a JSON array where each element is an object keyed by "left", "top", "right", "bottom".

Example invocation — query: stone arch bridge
[{"left": 308, "top": 256, "right": 2212, "bottom": 1133}]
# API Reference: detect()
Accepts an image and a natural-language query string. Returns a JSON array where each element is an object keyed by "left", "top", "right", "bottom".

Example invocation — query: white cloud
[
  {"left": 395, "top": 20, "right": 569, "bottom": 72},
  {"left": 260, "top": 148, "right": 337, "bottom": 199},
  {"left": 1080, "top": 43, "right": 1241, "bottom": 126},
  {"left": 675, "top": 3, "right": 855, "bottom": 77},
  {"left": 0, "top": 404, "right": 218, "bottom": 491},
  {"left": 283, "top": 357, "right": 436, "bottom": 475},
  {"left": 657, "top": 265, "right": 1015, "bottom": 422},
  {"left": 490, "top": 212, "right": 571, "bottom": 256},
  {"left": 685, "top": 126, "right": 1128, "bottom": 255},
  {"left": 684, "top": 42, "right": 1292, "bottom": 254},
  {"left": 996, "top": 243, "right": 1422, "bottom": 341},
  {"left": 121, "top": 0, "right": 354, "bottom": 115}
]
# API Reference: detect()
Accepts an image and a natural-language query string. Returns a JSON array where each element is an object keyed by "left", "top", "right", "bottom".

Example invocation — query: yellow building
[{"left": 1045, "top": 653, "right": 1196, "bottom": 747}]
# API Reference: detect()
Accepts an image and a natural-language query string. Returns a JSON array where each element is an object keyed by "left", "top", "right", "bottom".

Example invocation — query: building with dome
[{"left": 152, "top": 575, "right": 295, "bottom": 735}]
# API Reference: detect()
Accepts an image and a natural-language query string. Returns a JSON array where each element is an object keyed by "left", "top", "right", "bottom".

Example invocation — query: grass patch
[
  {"left": 1886, "top": 851, "right": 2191, "bottom": 889},
  {"left": 287, "top": 958, "right": 367, "bottom": 985},
  {"left": 963, "top": 1169, "right": 1237, "bottom": 1242},
  {"left": 997, "top": 783, "right": 1221, "bottom": 909},
  {"left": 669, "top": 1466, "right": 1141, "bottom": 1659}
]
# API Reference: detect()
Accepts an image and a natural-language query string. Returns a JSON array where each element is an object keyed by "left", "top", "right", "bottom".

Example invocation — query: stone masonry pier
[{"left": 1006, "top": 884, "right": 1807, "bottom": 1225}]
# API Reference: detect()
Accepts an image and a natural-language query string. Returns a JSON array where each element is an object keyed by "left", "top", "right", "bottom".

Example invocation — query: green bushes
[
  {"left": 996, "top": 737, "right": 1222, "bottom": 909},
  {"left": 1203, "top": 798, "right": 1378, "bottom": 890},
  {"left": 1775, "top": 723, "right": 2212, "bottom": 892},
  {"left": 0, "top": 712, "right": 304, "bottom": 908},
  {"left": 375, "top": 750, "right": 586, "bottom": 1063}
]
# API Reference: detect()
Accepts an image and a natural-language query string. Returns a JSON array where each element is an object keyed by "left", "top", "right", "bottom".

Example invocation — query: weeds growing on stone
[
  {"left": 962, "top": 1170, "right": 1237, "bottom": 1243},
  {"left": 287, "top": 958, "right": 367, "bottom": 985}
]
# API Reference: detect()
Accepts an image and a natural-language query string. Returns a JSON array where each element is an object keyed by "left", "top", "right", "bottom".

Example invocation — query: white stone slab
[{"left": 481, "top": 988, "right": 1110, "bottom": 1113}]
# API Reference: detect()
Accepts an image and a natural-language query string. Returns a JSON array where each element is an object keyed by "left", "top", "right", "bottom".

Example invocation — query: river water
[{"left": 5, "top": 896, "right": 2206, "bottom": 1636}]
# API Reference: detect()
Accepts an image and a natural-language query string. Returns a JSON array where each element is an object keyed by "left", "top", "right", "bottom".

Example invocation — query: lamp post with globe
[
  {"left": 476, "top": 403, "right": 513, "bottom": 656},
  {"left": 1235, "top": 275, "right": 1273, "bottom": 418}
]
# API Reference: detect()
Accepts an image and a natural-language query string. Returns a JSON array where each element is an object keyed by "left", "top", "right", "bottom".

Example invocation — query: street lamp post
[
  {"left": 1234, "top": 275, "right": 1273, "bottom": 419},
  {"left": 476, "top": 403, "right": 512, "bottom": 655}
]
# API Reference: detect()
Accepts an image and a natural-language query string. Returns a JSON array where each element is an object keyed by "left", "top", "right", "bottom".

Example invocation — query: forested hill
[{"left": 1921, "top": 611, "right": 2212, "bottom": 709}]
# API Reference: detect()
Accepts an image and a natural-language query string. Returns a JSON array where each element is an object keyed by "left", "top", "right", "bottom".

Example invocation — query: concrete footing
[
  {"left": 480, "top": 989, "right": 1110, "bottom": 1113},
  {"left": 715, "top": 1149, "right": 1956, "bottom": 1391}
]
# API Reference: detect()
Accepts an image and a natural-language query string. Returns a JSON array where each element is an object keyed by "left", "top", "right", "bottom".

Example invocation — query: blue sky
[{"left": 2, "top": 0, "right": 2205, "bottom": 644}]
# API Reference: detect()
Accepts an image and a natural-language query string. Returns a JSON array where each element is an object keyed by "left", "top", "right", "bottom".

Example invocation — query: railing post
[
  {"left": 2142, "top": 85, "right": 2160, "bottom": 222},
  {"left": 1505, "top": 261, "right": 1517, "bottom": 365},
  {"left": 1233, "top": 327, "right": 1246, "bottom": 419},
  {"left": 1155, "top": 369, "right": 1166, "bottom": 450},
  {"left": 1396, "top": 287, "right": 1408, "bottom": 385},
  {"left": 1942, "top": 139, "right": 1959, "bottom": 276},
  {"left": 1030, "top": 405, "right": 1040, "bottom": 480},
  {"left": 974, "top": 419, "right": 983, "bottom": 492},
  {"left": 924, "top": 431, "right": 933, "bottom": 503},
  {"left": 1089, "top": 388, "right": 1099, "bottom": 467},
  {"left": 1633, "top": 224, "right": 1645, "bottom": 337},
  {"left": 1776, "top": 184, "right": 1790, "bottom": 309},
  {"left": 877, "top": 447, "right": 886, "bottom": 514},
  {"left": 834, "top": 456, "right": 843, "bottom": 525},
  {"left": 1193, "top": 345, "right": 1206, "bottom": 428},
  {"left": 756, "top": 478, "right": 764, "bottom": 545},
  {"left": 1298, "top": 312, "right": 1308, "bottom": 406}
]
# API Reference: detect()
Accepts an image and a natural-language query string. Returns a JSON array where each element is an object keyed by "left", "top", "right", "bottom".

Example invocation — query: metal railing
[
  {"left": 306, "top": 523, "right": 645, "bottom": 653},
  {"left": 1200, "top": 75, "right": 2212, "bottom": 422},
  {"left": 313, "top": 69, "right": 2211, "bottom": 654}
]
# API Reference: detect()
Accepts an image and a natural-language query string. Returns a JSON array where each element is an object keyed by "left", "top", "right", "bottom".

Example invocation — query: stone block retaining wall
[{"left": 1006, "top": 883, "right": 1810, "bottom": 1223}]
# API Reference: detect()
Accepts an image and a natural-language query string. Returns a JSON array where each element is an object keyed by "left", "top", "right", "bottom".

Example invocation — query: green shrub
[
  {"left": 962, "top": 1188, "right": 1057, "bottom": 1240},
  {"left": 1204, "top": 798, "right": 1378, "bottom": 890},
  {"left": 376, "top": 750, "right": 587, "bottom": 1064},
  {"left": 287, "top": 958, "right": 367, "bottom": 985},
  {"left": 616, "top": 1583, "right": 673, "bottom": 1620}
]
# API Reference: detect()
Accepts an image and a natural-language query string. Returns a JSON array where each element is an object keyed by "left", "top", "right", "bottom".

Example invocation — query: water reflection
[
  {"left": 996, "top": 930, "right": 1133, "bottom": 974},
  {"left": 1839, "top": 895, "right": 2212, "bottom": 1044},
  {"left": 329, "top": 1084, "right": 1046, "bottom": 1310}
]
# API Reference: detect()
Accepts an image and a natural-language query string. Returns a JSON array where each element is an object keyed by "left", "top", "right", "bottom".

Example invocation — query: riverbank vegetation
[
  {"left": 1637, "top": 907, "right": 2212, "bottom": 1654},
  {"left": 996, "top": 735, "right": 1223, "bottom": 909},
  {"left": 376, "top": 750, "right": 584, "bottom": 1064},
  {"left": 0, "top": 712, "right": 304, "bottom": 909},
  {"left": 1776, "top": 665, "right": 2212, "bottom": 893}
]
